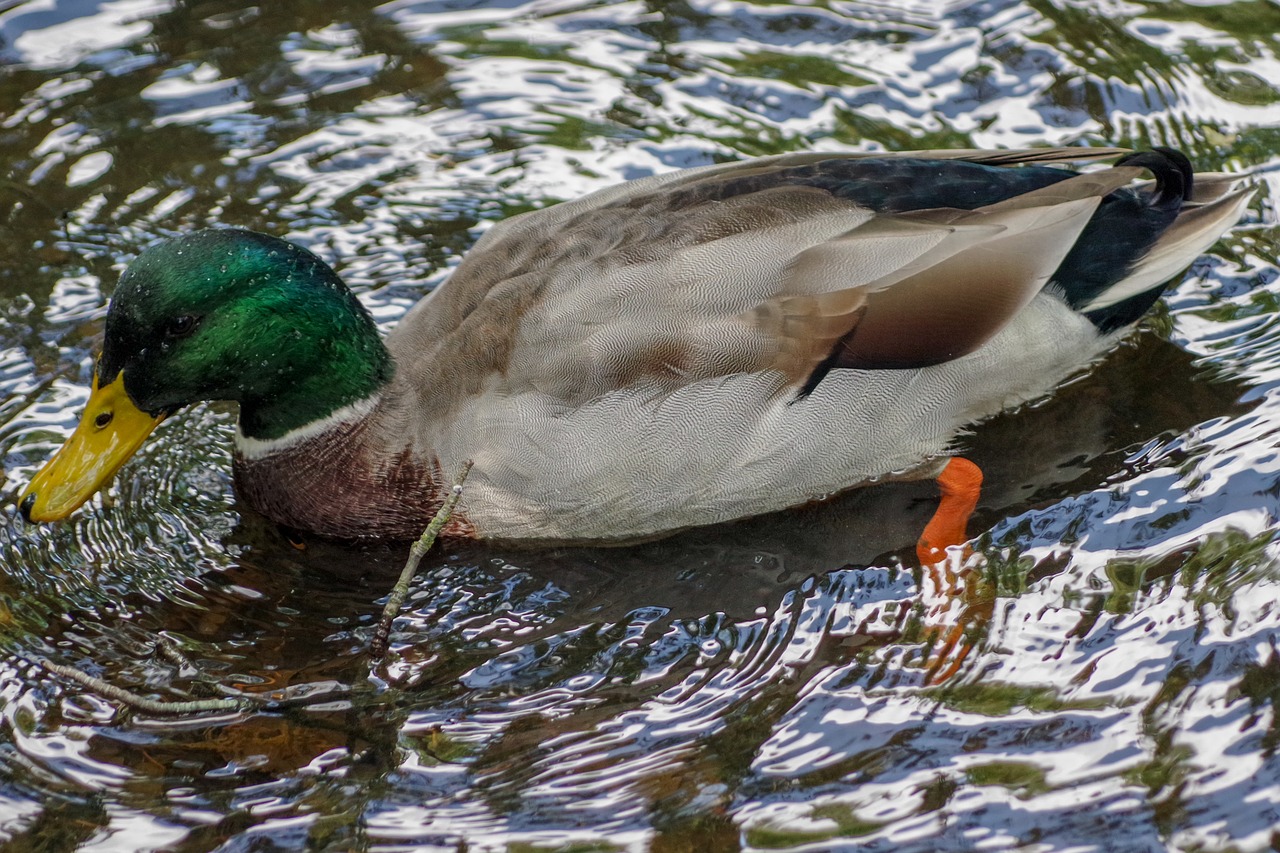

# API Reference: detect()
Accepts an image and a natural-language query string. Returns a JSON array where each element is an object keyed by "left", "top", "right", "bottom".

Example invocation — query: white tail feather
[{"left": 1080, "top": 185, "right": 1253, "bottom": 312}]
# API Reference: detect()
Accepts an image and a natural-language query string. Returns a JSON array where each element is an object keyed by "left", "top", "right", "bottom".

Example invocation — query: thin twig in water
[
  {"left": 34, "top": 658, "right": 356, "bottom": 716},
  {"left": 370, "top": 460, "right": 473, "bottom": 662},
  {"left": 153, "top": 633, "right": 195, "bottom": 669},
  {"left": 36, "top": 659, "right": 255, "bottom": 715}
]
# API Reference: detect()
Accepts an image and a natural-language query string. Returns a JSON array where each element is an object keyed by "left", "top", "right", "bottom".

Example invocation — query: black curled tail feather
[
  {"left": 1049, "top": 148, "right": 1193, "bottom": 324},
  {"left": 1115, "top": 147, "right": 1194, "bottom": 205}
]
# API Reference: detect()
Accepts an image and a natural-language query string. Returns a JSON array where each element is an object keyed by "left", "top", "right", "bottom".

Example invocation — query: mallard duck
[{"left": 19, "top": 147, "right": 1249, "bottom": 544}]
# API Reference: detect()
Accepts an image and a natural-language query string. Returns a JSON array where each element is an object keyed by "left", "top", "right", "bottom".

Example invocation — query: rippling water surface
[{"left": 1, "top": 1, "right": 1279, "bottom": 850}]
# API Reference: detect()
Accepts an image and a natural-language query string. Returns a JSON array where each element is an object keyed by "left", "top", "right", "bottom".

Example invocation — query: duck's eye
[
  {"left": 94, "top": 411, "right": 112, "bottom": 429},
  {"left": 164, "top": 315, "right": 199, "bottom": 339}
]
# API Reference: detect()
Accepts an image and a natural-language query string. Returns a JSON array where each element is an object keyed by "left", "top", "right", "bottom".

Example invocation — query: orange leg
[
  {"left": 914, "top": 457, "right": 992, "bottom": 684},
  {"left": 916, "top": 457, "right": 983, "bottom": 566}
]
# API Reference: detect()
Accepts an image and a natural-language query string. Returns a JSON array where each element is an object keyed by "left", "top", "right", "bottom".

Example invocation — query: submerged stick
[
  {"left": 36, "top": 659, "right": 255, "bottom": 715},
  {"left": 369, "top": 460, "right": 473, "bottom": 661},
  {"left": 34, "top": 658, "right": 354, "bottom": 717}
]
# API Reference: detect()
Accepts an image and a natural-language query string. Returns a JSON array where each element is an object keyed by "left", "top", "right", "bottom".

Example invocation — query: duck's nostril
[{"left": 19, "top": 492, "right": 36, "bottom": 523}]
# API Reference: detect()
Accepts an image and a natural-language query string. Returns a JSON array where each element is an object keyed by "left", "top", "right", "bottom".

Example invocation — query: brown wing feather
[
  {"left": 755, "top": 168, "right": 1147, "bottom": 381},
  {"left": 835, "top": 196, "right": 1101, "bottom": 369}
]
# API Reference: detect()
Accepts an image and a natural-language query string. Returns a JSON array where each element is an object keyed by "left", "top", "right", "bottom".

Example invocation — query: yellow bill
[{"left": 19, "top": 370, "right": 165, "bottom": 522}]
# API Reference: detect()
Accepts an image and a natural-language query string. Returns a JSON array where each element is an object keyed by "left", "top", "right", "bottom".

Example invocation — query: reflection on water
[{"left": 1, "top": 0, "right": 1279, "bottom": 850}]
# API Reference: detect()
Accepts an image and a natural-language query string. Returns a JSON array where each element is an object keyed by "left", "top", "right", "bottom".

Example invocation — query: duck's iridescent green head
[
  {"left": 20, "top": 228, "right": 393, "bottom": 523},
  {"left": 101, "top": 229, "right": 392, "bottom": 436}
]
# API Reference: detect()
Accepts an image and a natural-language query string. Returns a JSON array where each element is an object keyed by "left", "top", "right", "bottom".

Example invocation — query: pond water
[{"left": 1, "top": 0, "right": 1280, "bottom": 850}]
